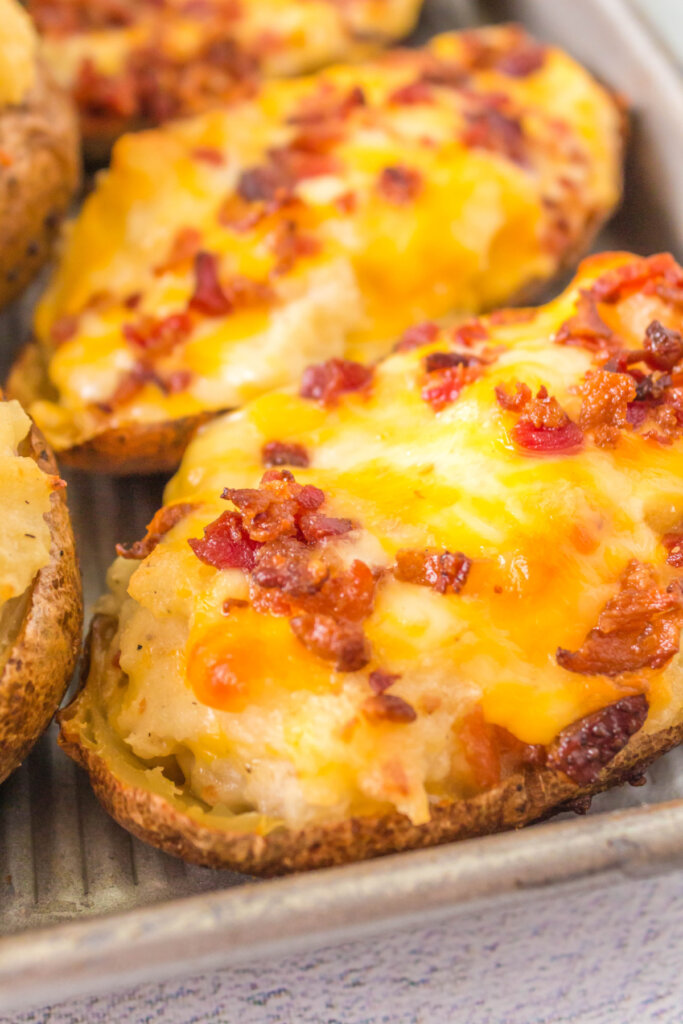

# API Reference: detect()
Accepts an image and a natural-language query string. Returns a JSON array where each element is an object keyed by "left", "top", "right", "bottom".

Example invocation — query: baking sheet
[{"left": 1, "top": 0, "right": 683, "bottom": 1011}]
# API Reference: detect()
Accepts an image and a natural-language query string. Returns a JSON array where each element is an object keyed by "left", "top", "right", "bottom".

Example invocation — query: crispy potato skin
[
  {"left": 0, "top": 424, "right": 82, "bottom": 784},
  {"left": 6, "top": 341, "right": 218, "bottom": 474},
  {"left": 0, "top": 62, "right": 80, "bottom": 310},
  {"left": 58, "top": 614, "right": 680, "bottom": 876}
]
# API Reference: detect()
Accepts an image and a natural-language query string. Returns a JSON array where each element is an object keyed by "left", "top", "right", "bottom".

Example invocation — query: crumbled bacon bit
[
  {"left": 300, "top": 359, "right": 374, "bottom": 406},
  {"left": 156, "top": 227, "right": 202, "bottom": 274},
  {"left": 421, "top": 357, "right": 482, "bottom": 412},
  {"left": 123, "top": 312, "right": 193, "bottom": 354},
  {"left": 290, "top": 613, "right": 370, "bottom": 672},
  {"left": 394, "top": 321, "right": 440, "bottom": 352},
  {"left": 270, "top": 220, "right": 321, "bottom": 275},
  {"left": 377, "top": 165, "right": 423, "bottom": 204},
  {"left": 591, "top": 254, "right": 683, "bottom": 304},
  {"left": 189, "top": 510, "right": 262, "bottom": 571},
  {"left": 556, "top": 560, "right": 683, "bottom": 676},
  {"left": 251, "top": 538, "right": 328, "bottom": 595},
  {"left": 511, "top": 386, "right": 583, "bottom": 455},
  {"left": 50, "top": 315, "right": 79, "bottom": 345},
  {"left": 495, "top": 381, "right": 532, "bottom": 411},
  {"left": 261, "top": 441, "right": 310, "bottom": 468},
  {"left": 555, "top": 290, "right": 618, "bottom": 357},
  {"left": 460, "top": 708, "right": 547, "bottom": 790},
  {"left": 496, "top": 46, "right": 546, "bottom": 77},
  {"left": 334, "top": 191, "right": 357, "bottom": 215},
  {"left": 298, "top": 513, "right": 354, "bottom": 544},
  {"left": 117, "top": 503, "right": 196, "bottom": 560},
  {"left": 368, "top": 669, "right": 401, "bottom": 694},
  {"left": 237, "top": 164, "right": 292, "bottom": 204},
  {"left": 663, "top": 532, "right": 683, "bottom": 568},
  {"left": 643, "top": 319, "right": 683, "bottom": 371},
  {"left": 462, "top": 107, "right": 526, "bottom": 165},
  {"left": 363, "top": 693, "right": 417, "bottom": 724},
  {"left": 579, "top": 369, "right": 636, "bottom": 447},
  {"left": 547, "top": 695, "right": 649, "bottom": 785},
  {"left": 395, "top": 548, "right": 471, "bottom": 595},
  {"left": 389, "top": 80, "right": 434, "bottom": 105},
  {"left": 189, "top": 251, "right": 232, "bottom": 316},
  {"left": 453, "top": 320, "right": 488, "bottom": 347}
]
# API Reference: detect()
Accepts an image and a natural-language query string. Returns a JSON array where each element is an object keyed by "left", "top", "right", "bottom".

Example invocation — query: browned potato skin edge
[
  {"left": 0, "top": 423, "right": 83, "bottom": 784},
  {"left": 6, "top": 342, "right": 220, "bottom": 475},
  {"left": 58, "top": 613, "right": 680, "bottom": 876},
  {"left": 0, "top": 62, "right": 81, "bottom": 310}
]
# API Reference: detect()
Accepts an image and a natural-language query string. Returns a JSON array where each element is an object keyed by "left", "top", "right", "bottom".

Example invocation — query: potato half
[
  {"left": 29, "top": 0, "right": 424, "bottom": 160},
  {"left": 0, "top": 399, "right": 82, "bottom": 784},
  {"left": 0, "top": 0, "right": 80, "bottom": 309},
  {"left": 60, "top": 251, "right": 683, "bottom": 874},
  {"left": 9, "top": 25, "right": 624, "bottom": 473}
]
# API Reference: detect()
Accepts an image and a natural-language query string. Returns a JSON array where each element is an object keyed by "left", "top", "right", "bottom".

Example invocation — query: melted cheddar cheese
[
  {"left": 0, "top": 401, "right": 53, "bottom": 608},
  {"left": 87, "top": 253, "right": 683, "bottom": 830},
  {"left": 28, "top": 26, "right": 622, "bottom": 455},
  {"left": 0, "top": 0, "right": 38, "bottom": 106},
  {"left": 31, "top": 0, "right": 422, "bottom": 128}
]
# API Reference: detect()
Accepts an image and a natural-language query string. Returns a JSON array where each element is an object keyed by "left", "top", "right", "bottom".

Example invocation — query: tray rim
[{"left": 3, "top": 0, "right": 683, "bottom": 1013}]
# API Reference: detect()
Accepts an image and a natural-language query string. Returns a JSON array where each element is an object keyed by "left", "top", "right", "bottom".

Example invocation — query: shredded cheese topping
[
  {"left": 90, "top": 253, "right": 683, "bottom": 830},
  {"left": 29, "top": 25, "right": 622, "bottom": 453}
]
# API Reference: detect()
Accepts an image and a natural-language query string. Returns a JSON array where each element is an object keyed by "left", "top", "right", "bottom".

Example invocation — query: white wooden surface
[{"left": 7, "top": 3, "right": 683, "bottom": 1021}]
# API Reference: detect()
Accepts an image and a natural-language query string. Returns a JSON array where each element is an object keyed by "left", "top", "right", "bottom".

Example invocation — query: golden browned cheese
[
  {"left": 66, "top": 252, "right": 683, "bottom": 843},
  {"left": 25, "top": 26, "right": 623, "bottom": 462}
]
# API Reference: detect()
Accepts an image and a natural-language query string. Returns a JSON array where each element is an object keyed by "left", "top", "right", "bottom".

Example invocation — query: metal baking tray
[{"left": 1, "top": 0, "right": 683, "bottom": 1012}]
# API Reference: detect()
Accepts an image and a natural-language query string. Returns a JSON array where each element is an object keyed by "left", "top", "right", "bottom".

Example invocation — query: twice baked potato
[
  {"left": 29, "top": 0, "right": 424, "bottom": 159},
  {"left": 0, "top": 0, "right": 80, "bottom": 310},
  {"left": 9, "top": 24, "right": 624, "bottom": 474},
  {"left": 0, "top": 396, "right": 81, "bottom": 784},
  {"left": 60, "top": 251, "right": 683, "bottom": 874}
]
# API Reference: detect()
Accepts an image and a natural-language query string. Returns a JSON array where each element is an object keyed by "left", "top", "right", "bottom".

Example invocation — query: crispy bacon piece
[
  {"left": 462, "top": 107, "right": 526, "bottom": 165},
  {"left": 555, "top": 290, "right": 618, "bottom": 357},
  {"left": 300, "top": 359, "right": 374, "bottom": 406},
  {"left": 495, "top": 381, "right": 532, "bottom": 411},
  {"left": 223, "top": 471, "right": 324, "bottom": 544},
  {"left": 192, "top": 147, "right": 225, "bottom": 166},
  {"left": 368, "top": 669, "right": 401, "bottom": 694},
  {"left": 421, "top": 358, "right": 482, "bottom": 412},
  {"left": 189, "top": 510, "right": 262, "bottom": 571},
  {"left": 395, "top": 549, "right": 471, "bottom": 595},
  {"left": 591, "top": 254, "right": 683, "bottom": 304},
  {"left": 510, "top": 386, "right": 583, "bottom": 455},
  {"left": 453, "top": 320, "right": 489, "bottom": 347},
  {"left": 579, "top": 369, "right": 636, "bottom": 447},
  {"left": 156, "top": 227, "right": 202, "bottom": 274},
  {"left": 496, "top": 45, "right": 546, "bottom": 77},
  {"left": 123, "top": 312, "right": 193, "bottom": 354},
  {"left": 459, "top": 708, "right": 546, "bottom": 791},
  {"left": 394, "top": 321, "right": 440, "bottom": 353},
  {"left": 261, "top": 441, "right": 310, "bottom": 468},
  {"left": 288, "top": 85, "right": 365, "bottom": 127},
  {"left": 363, "top": 694, "right": 417, "bottom": 724},
  {"left": 189, "top": 251, "right": 232, "bottom": 316},
  {"left": 270, "top": 220, "right": 321, "bottom": 275},
  {"left": 547, "top": 695, "right": 649, "bottom": 785},
  {"left": 237, "top": 164, "right": 292, "bottom": 204},
  {"left": 290, "top": 613, "right": 370, "bottom": 672},
  {"left": 377, "top": 166, "right": 422, "bottom": 204},
  {"left": 663, "top": 533, "right": 683, "bottom": 568},
  {"left": 556, "top": 560, "right": 683, "bottom": 676},
  {"left": 251, "top": 538, "right": 328, "bottom": 596},
  {"left": 389, "top": 80, "right": 434, "bottom": 105},
  {"left": 117, "top": 503, "right": 196, "bottom": 560},
  {"left": 643, "top": 320, "right": 683, "bottom": 371},
  {"left": 298, "top": 513, "right": 354, "bottom": 544}
]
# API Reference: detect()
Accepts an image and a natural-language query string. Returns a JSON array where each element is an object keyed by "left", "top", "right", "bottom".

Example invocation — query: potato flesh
[{"left": 0, "top": 402, "right": 52, "bottom": 606}]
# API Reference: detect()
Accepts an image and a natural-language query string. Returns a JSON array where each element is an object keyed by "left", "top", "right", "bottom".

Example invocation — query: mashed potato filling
[
  {"left": 0, "top": 401, "right": 52, "bottom": 606},
  {"left": 0, "top": 0, "right": 38, "bottom": 107},
  {"left": 90, "top": 254, "right": 683, "bottom": 830}
]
